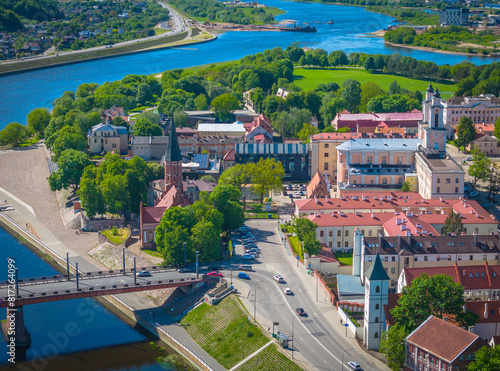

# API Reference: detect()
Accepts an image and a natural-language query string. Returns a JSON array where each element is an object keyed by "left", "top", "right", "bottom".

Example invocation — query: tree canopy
[
  {"left": 27, "top": 108, "right": 51, "bottom": 138},
  {"left": 455, "top": 116, "right": 476, "bottom": 149},
  {"left": 467, "top": 345, "right": 500, "bottom": 371},
  {"left": 132, "top": 119, "right": 162, "bottom": 136},
  {"left": 211, "top": 93, "right": 240, "bottom": 122},
  {"left": 0, "top": 122, "right": 31, "bottom": 147},
  {"left": 291, "top": 216, "right": 321, "bottom": 256},
  {"left": 247, "top": 158, "right": 285, "bottom": 203},
  {"left": 49, "top": 149, "right": 92, "bottom": 191},
  {"left": 442, "top": 210, "right": 464, "bottom": 235}
]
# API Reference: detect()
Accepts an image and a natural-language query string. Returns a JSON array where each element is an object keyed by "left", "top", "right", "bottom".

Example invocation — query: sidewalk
[{"left": 0, "top": 188, "right": 226, "bottom": 371}]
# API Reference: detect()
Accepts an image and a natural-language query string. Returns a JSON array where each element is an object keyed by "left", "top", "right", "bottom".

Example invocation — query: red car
[{"left": 207, "top": 271, "right": 223, "bottom": 277}]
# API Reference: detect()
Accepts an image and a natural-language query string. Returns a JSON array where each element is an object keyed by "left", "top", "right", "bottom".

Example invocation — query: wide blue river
[{"left": 0, "top": 0, "right": 497, "bottom": 128}]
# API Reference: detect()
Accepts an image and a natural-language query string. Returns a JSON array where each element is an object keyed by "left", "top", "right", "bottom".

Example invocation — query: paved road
[{"left": 225, "top": 219, "right": 388, "bottom": 371}]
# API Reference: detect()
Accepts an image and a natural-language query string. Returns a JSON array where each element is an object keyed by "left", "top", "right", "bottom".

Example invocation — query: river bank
[
  {"left": 0, "top": 28, "right": 216, "bottom": 77},
  {"left": 384, "top": 40, "right": 495, "bottom": 58}
]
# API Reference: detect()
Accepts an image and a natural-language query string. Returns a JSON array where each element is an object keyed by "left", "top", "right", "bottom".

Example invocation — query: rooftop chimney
[
  {"left": 485, "top": 302, "right": 489, "bottom": 320},
  {"left": 315, "top": 196, "right": 318, "bottom": 204},
  {"left": 379, "top": 234, "right": 383, "bottom": 249},
  {"left": 474, "top": 233, "right": 478, "bottom": 247},
  {"left": 326, "top": 195, "right": 329, "bottom": 203},
  {"left": 371, "top": 213, "right": 375, "bottom": 219}
]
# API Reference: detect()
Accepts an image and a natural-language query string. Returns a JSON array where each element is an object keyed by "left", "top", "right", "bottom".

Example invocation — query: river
[{"left": 0, "top": 0, "right": 498, "bottom": 128}]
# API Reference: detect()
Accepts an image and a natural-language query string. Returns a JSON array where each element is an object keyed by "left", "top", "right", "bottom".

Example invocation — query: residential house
[
  {"left": 88, "top": 123, "right": 128, "bottom": 154},
  {"left": 467, "top": 133, "right": 500, "bottom": 157},
  {"left": 130, "top": 136, "right": 169, "bottom": 160},
  {"left": 222, "top": 149, "right": 235, "bottom": 170},
  {"left": 101, "top": 106, "right": 126, "bottom": 123},
  {"left": 404, "top": 315, "right": 485, "bottom": 371}
]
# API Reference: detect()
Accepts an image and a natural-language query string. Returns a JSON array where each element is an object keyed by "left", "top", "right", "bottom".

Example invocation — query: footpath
[{"left": 0, "top": 189, "right": 225, "bottom": 371}]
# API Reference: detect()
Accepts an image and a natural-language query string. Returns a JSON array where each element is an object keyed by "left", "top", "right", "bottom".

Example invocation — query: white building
[{"left": 197, "top": 121, "right": 246, "bottom": 139}]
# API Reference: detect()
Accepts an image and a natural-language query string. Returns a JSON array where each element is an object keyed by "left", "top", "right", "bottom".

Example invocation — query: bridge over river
[{"left": 0, "top": 264, "right": 202, "bottom": 347}]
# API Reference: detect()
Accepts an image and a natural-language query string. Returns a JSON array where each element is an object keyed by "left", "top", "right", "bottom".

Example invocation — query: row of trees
[
  {"left": 218, "top": 158, "right": 285, "bottom": 203},
  {"left": 290, "top": 216, "right": 321, "bottom": 256},
  {"left": 155, "top": 184, "right": 244, "bottom": 265}
]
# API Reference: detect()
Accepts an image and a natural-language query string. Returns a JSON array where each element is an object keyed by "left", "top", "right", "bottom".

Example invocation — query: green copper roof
[
  {"left": 165, "top": 121, "right": 182, "bottom": 162},
  {"left": 365, "top": 252, "right": 389, "bottom": 281}
]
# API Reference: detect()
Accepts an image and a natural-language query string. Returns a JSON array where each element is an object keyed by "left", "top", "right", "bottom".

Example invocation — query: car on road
[
  {"left": 207, "top": 271, "right": 223, "bottom": 277},
  {"left": 348, "top": 361, "right": 361, "bottom": 370},
  {"left": 136, "top": 270, "right": 152, "bottom": 277},
  {"left": 296, "top": 308, "right": 307, "bottom": 317},
  {"left": 178, "top": 267, "right": 193, "bottom": 273},
  {"left": 242, "top": 254, "right": 255, "bottom": 260},
  {"left": 237, "top": 272, "right": 250, "bottom": 279},
  {"left": 238, "top": 264, "right": 252, "bottom": 271},
  {"left": 273, "top": 275, "right": 285, "bottom": 283},
  {"left": 284, "top": 288, "right": 293, "bottom": 295},
  {"left": 207, "top": 265, "right": 221, "bottom": 271}
]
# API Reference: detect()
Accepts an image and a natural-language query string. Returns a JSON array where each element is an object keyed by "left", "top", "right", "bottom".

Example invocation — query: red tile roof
[
  {"left": 382, "top": 214, "right": 439, "bottom": 237},
  {"left": 406, "top": 315, "right": 480, "bottom": 363},
  {"left": 465, "top": 300, "right": 500, "bottom": 323},
  {"left": 306, "top": 171, "right": 326, "bottom": 198},
  {"left": 402, "top": 263, "right": 500, "bottom": 291},
  {"left": 223, "top": 149, "right": 235, "bottom": 161},
  {"left": 312, "top": 244, "right": 339, "bottom": 263},
  {"left": 142, "top": 206, "right": 167, "bottom": 223},
  {"left": 311, "top": 132, "right": 361, "bottom": 141},
  {"left": 308, "top": 212, "right": 394, "bottom": 227},
  {"left": 384, "top": 292, "right": 400, "bottom": 326}
]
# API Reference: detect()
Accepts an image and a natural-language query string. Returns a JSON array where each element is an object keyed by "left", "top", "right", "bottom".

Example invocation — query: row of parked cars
[
  {"left": 464, "top": 182, "right": 479, "bottom": 198},
  {"left": 239, "top": 225, "right": 260, "bottom": 260}
]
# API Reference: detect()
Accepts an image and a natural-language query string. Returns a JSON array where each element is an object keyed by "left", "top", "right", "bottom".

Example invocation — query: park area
[
  {"left": 101, "top": 227, "right": 130, "bottom": 245},
  {"left": 180, "top": 295, "right": 301, "bottom": 370},
  {"left": 293, "top": 67, "right": 457, "bottom": 98}
]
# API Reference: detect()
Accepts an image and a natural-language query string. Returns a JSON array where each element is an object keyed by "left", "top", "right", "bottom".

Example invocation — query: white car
[
  {"left": 284, "top": 288, "right": 293, "bottom": 295},
  {"left": 348, "top": 361, "right": 361, "bottom": 370},
  {"left": 293, "top": 191, "right": 300, "bottom": 197},
  {"left": 273, "top": 275, "right": 285, "bottom": 283}
]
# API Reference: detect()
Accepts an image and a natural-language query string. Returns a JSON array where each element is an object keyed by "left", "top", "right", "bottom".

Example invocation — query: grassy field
[
  {"left": 236, "top": 343, "right": 302, "bottom": 371},
  {"left": 240, "top": 7, "right": 286, "bottom": 24},
  {"left": 293, "top": 67, "right": 457, "bottom": 98},
  {"left": 101, "top": 228, "right": 129, "bottom": 245},
  {"left": 180, "top": 295, "right": 299, "bottom": 370},
  {"left": 288, "top": 236, "right": 303, "bottom": 260},
  {"left": 334, "top": 252, "right": 353, "bottom": 266}
]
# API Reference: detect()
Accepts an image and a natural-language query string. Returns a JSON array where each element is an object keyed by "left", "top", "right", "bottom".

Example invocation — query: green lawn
[
  {"left": 154, "top": 28, "right": 168, "bottom": 35},
  {"left": 334, "top": 252, "right": 353, "bottom": 266},
  {"left": 245, "top": 212, "right": 279, "bottom": 219},
  {"left": 101, "top": 228, "right": 129, "bottom": 245},
  {"left": 144, "top": 249, "right": 162, "bottom": 258},
  {"left": 293, "top": 67, "right": 457, "bottom": 98},
  {"left": 180, "top": 295, "right": 270, "bottom": 369},
  {"left": 240, "top": 7, "right": 286, "bottom": 24},
  {"left": 18, "top": 136, "right": 39, "bottom": 148},
  {"left": 288, "top": 236, "right": 303, "bottom": 260},
  {"left": 236, "top": 343, "right": 302, "bottom": 371}
]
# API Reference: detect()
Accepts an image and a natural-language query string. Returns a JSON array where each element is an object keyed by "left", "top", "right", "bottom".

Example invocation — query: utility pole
[
  {"left": 76, "top": 262, "right": 79, "bottom": 290},
  {"left": 133, "top": 257, "right": 137, "bottom": 284},
  {"left": 122, "top": 247, "right": 126, "bottom": 275},
  {"left": 66, "top": 252, "right": 70, "bottom": 280},
  {"left": 195, "top": 251, "right": 199, "bottom": 279},
  {"left": 184, "top": 242, "right": 187, "bottom": 265}
]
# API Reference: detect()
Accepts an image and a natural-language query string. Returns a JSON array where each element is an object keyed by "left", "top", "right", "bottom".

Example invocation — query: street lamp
[
  {"left": 291, "top": 314, "right": 299, "bottom": 359},
  {"left": 75, "top": 262, "right": 79, "bottom": 290},
  {"left": 122, "top": 247, "right": 126, "bottom": 275},
  {"left": 66, "top": 252, "right": 70, "bottom": 280},
  {"left": 183, "top": 242, "right": 187, "bottom": 265},
  {"left": 253, "top": 280, "right": 265, "bottom": 323},
  {"left": 133, "top": 256, "right": 137, "bottom": 284},
  {"left": 341, "top": 347, "right": 356, "bottom": 371},
  {"left": 195, "top": 251, "right": 199, "bottom": 279}
]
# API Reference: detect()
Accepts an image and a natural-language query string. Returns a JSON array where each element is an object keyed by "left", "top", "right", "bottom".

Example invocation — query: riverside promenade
[{"left": 0, "top": 144, "right": 225, "bottom": 371}]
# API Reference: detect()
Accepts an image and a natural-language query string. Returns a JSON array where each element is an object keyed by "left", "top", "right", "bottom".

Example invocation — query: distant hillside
[{"left": 0, "top": 0, "right": 61, "bottom": 31}]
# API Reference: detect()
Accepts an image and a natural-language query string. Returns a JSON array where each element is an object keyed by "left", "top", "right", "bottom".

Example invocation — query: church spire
[{"left": 165, "top": 120, "right": 182, "bottom": 163}]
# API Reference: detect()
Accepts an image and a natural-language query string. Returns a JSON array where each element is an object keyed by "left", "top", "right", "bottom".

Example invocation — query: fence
[
  {"left": 313, "top": 270, "right": 336, "bottom": 304},
  {"left": 338, "top": 306, "right": 364, "bottom": 340}
]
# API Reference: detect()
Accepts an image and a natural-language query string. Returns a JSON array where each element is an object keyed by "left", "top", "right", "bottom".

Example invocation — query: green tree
[
  {"left": 218, "top": 164, "right": 250, "bottom": 191},
  {"left": 340, "top": 79, "right": 362, "bottom": 113},
  {"left": 442, "top": 210, "right": 464, "bottom": 235},
  {"left": 0, "top": 122, "right": 31, "bottom": 147},
  {"left": 401, "top": 181, "right": 411, "bottom": 192},
  {"left": 27, "top": 108, "right": 51, "bottom": 138},
  {"left": 77, "top": 166, "right": 105, "bottom": 218},
  {"left": 364, "top": 56, "right": 375, "bottom": 72},
  {"left": 51, "top": 129, "right": 86, "bottom": 161},
  {"left": 468, "top": 145, "right": 491, "bottom": 187},
  {"left": 292, "top": 216, "right": 321, "bottom": 255},
  {"left": 391, "top": 274, "right": 478, "bottom": 333},
  {"left": 156, "top": 214, "right": 191, "bottom": 265},
  {"left": 494, "top": 115, "right": 500, "bottom": 140},
  {"left": 194, "top": 94, "right": 208, "bottom": 111},
  {"left": 467, "top": 345, "right": 500, "bottom": 371},
  {"left": 455, "top": 116, "right": 476, "bottom": 149},
  {"left": 487, "top": 163, "right": 500, "bottom": 204},
  {"left": 191, "top": 219, "right": 220, "bottom": 261},
  {"left": 247, "top": 158, "right": 285, "bottom": 203},
  {"left": 200, "top": 175, "right": 216, "bottom": 183},
  {"left": 297, "top": 123, "right": 319, "bottom": 143},
  {"left": 388, "top": 80, "right": 403, "bottom": 95},
  {"left": 48, "top": 149, "right": 92, "bottom": 191},
  {"left": 360, "top": 82, "right": 385, "bottom": 112},
  {"left": 211, "top": 94, "right": 240, "bottom": 122},
  {"left": 100, "top": 174, "right": 129, "bottom": 215},
  {"left": 133, "top": 119, "right": 162, "bottom": 137},
  {"left": 379, "top": 325, "right": 407, "bottom": 371},
  {"left": 208, "top": 184, "right": 244, "bottom": 232}
]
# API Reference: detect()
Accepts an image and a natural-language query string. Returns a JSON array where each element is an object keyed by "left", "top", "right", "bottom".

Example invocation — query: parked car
[
  {"left": 466, "top": 157, "right": 473, "bottom": 161},
  {"left": 242, "top": 239, "right": 256, "bottom": 245},
  {"left": 207, "top": 271, "right": 223, "bottom": 277},
  {"left": 288, "top": 193, "right": 294, "bottom": 198},
  {"left": 136, "top": 270, "right": 152, "bottom": 277},
  {"left": 247, "top": 251, "right": 259, "bottom": 257},
  {"left": 244, "top": 245, "right": 258, "bottom": 251},
  {"left": 299, "top": 191, "right": 305, "bottom": 196},
  {"left": 284, "top": 288, "right": 293, "bottom": 295},
  {"left": 242, "top": 254, "right": 255, "bottom": 260},
  {"left": 246, "top": 248, "right": 260, "bottom": 253},
  {"left": 207, "top": 265, "right": 221, "bottom": 271},
  {"left": 296, "top": 308, "right": 307, "bottom": 316},
  {"left": 238, "top": 272, "right": 250, "bottom": 280},
  {"left": 294, "top": 191, "right": 300, "bottom": 197},
  {"left": 348, "top": 361, "right": 361, "bottom": 370},
  {"left": 283, "top": 191, "right": 287, "bottom": 196},
  {"left": 178, "top": 267, "right": 193, "bottom": 273},
  {"left": 468, "top": 191, "right": 479, "bottom": 198},
  {"left": 273, "top": 275, "right": 285, "bottom": 283},
  {"left": 238, "top": 264, "right": 252, "bottom": 271}
]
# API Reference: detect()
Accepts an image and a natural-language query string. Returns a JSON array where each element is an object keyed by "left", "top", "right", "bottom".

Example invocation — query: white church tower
[
  {"left": 419, "top": 82, "right": 446, "bottom": 155},
  {"left": 363, "top": 252, "right": 389, "bottom": 350}
]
